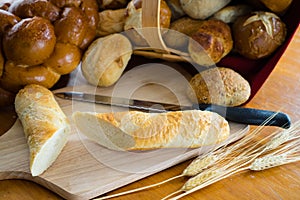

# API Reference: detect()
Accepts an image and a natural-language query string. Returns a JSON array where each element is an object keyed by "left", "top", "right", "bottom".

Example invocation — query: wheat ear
[{"left": 168, "top": 118, "right": 299, "bottom": 200}]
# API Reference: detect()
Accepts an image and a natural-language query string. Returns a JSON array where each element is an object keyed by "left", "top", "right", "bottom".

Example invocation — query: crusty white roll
[
  {"left": 15, "top": 84, "right": 71, "bottom": 176},
  {"left": 81, "top": 33, "right": 132, "bottom": 87},
  {"left": 73, "top": 110, "right": 230, "bottom": 151}
]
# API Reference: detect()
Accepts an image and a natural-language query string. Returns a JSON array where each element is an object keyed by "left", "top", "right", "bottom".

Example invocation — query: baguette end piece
[
  {"left": 30, "top": 126, "right": 70, "bottom": 176},
  {"left": 15, "top": 84, "right": 71, "bottom": 177}
]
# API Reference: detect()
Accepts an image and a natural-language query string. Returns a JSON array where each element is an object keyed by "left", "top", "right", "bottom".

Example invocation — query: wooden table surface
[{"left": 1, "top": 25, "right": 300, "bottom": 200}]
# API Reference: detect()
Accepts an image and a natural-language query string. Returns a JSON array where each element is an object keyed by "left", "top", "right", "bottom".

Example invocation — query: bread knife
[{"left": 55, "top": 91, "right": 291, "bottom": 128}]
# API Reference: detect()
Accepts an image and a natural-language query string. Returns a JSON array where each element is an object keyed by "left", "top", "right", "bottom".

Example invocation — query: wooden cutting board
[{"left": 0, "top": 63, "right": 249, "bottom": 200}]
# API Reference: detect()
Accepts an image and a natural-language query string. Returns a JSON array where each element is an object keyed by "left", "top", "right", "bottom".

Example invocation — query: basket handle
[{"left": 141, "top": 0, "right": 169, "bottom": 53}]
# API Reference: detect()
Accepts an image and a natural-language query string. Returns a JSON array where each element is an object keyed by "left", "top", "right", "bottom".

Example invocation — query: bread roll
[
  {"left": 0, "top": 9, "right": 20, "bottom": 33},
  {"left": 44, "top": 42, "right": 81, "bottom": 75},
  {"left": 187, "top": 67, "right": 251, "bottom": 106},
  {"left": 15, "top": 84, "right": 70, "bottom": 176},
  {"left": 180, "top": 0, "right": 231, "bottom": 19},
  {"left": 8, "top": 0, "right": 60, "bottom": 22},
  {"left": 211, "top": 4, "right": 252, "bottom": 24},
  {"left": 3, "top": 16, "right": 56, "bottom": 66},
  {"left": 54, "top": 6, "right": 88, "bottom": 47},
  {"left": 188, "top": 19, "right": 233, "bottom": 66},
  {"left": 73, "top": 110, "right": 230, "bottom": 151},
  {"left": 50, "top": 0, "right": 81, "bottom": 8},
  {"left": 0, "top": 61, "right": 60, "bottom": 93},
  {"left": 232, "top": 11, "right": 286, "bottom": 60},
  {"left": 163, "top": 17, "right": 203, "bottom": 50},
  {"left": 78, "top": 0, "right": 99, "bottom": 49},
  {"left": 259, "top": 0, "right": 292, "bottom": 15},
  {"left": 81, "top": 33, "right": 132, "bottom": 87},
  {"left": 165, "top": 0, "right": 185, "bottom": 20},
  {"left": 96, "top": 8, "right": 126, "bottom": 37}
]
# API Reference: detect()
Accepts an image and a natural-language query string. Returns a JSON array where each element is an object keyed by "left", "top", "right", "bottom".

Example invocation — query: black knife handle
[{"left": 193, "top": 104, "right": 291, "bottom": 129}]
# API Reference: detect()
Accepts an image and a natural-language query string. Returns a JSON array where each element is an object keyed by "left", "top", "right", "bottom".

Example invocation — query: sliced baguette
[
  {"left": 15, "top": 84, "right": 70, "bottom": 176},
  {"left": 72, "top": 110, "right": 230, "bottom": 151}
]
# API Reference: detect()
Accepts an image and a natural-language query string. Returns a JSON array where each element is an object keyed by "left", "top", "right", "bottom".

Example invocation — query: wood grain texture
[{"left": 0, "top": 23, "right": 299, "bottom": 200}]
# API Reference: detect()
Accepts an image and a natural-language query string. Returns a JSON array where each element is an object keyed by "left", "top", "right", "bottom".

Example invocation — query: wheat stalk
[{"left": 168, "top": 120, "right": 300, "bottom": 200}]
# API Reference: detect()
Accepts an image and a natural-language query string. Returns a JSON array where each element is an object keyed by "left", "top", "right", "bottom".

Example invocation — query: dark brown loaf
[
  {"left": 3, "top": 16, "right": 56, "bottom": 66},
  {"left": 78, "top": 0, "right": 99, "bottom": 49},
  {"left": 0, "top": 9, "right": 19, "bottom": 33},
  {"left": 54, "top": 7, "right": 88, "bottom": 47},
  {"left": 259, "top": 0, "right": 293, "bottom": 15},
  {"left": 188, "top": 19, "right": 233, "bottom": 66},
  {"left": 232, "top": 11, "right": 287, "bottom": 60},
  {"left": 44, "top": 42, "right": 82, "bottom": 75},
  {"left": 8, "top": 0, "right": 60, "bottom": 22},
  {"left": 49, "top": 0, "right": 81, "bottom": 8},
  {"left": 0, "top": 61, "right": 60, "bottom": 93},
  {"left": 163, "top": 17, "right": 204, "bottom": 49}
]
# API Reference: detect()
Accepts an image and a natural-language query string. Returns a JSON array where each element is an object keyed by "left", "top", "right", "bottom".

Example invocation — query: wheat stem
[{"left": 94, "top": 174, "right": 184, "bottom": 200}]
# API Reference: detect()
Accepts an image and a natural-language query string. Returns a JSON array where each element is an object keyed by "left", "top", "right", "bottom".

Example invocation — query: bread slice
[
  {"left": 15, "top": 84, "right": 70, "bottom": 176},
  {"left": 72, "top": 110, "right": 230, "bottom": 151}
]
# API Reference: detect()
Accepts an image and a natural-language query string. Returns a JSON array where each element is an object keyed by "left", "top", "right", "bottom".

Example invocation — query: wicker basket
[{"left": 132, "top": 0, "right": 192, "bottom": 62}]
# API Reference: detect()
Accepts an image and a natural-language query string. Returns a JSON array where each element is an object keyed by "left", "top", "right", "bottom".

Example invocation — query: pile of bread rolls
[
  {"left": 0, "top": 0, "right": 292, "bottom": 107},
  {"left": 0, "top": 0, "right": 99, "bottom": 106},
  {"left": 81, "top": 0, "right": 291, "bottom": 106}
]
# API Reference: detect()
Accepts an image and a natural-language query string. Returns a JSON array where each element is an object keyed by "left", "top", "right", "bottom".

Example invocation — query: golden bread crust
[{"left": 15, "top": 84, "right": 70, "bottom": 176}]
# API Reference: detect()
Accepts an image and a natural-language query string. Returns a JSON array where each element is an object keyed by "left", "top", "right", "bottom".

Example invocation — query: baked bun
[
  {"left": 165, "top": 0, "right": 185, "bottom": 20},
  {"left": 54, "top": 7, "right": 88, "bottom": 46},
  {"left": 163, "top": 17, "right": 203, "bottom": 50},
  {"left": 259, "top": 0, "right": 292, "bottom": 14},
  {"left": 3, "top": 16, "right": 56, "bottom": 66},
  {"left": 96, "top": 8, "right": 126, "bottom": 37},
  {"left": 0, "top": 61, "right": 60, "bottom": 93},
  {"left": 180, "top": 0, "right": 231, "bottom": 20},
  {"left": 232, "top": 11, "right": 286, "bottom": 60},
  {"left": 210, "top": 4, "right": 252, "bottom": 24},
  {"left": 44, "top": 42, "right": 81, "bottom": 75},
  {"left": 188, "top": 19, "right": 233, "bottom": 66},
  {"left": 78, "top": 0, "right": 99, "bottom": 49},
  {"left": 0, "top": 0, "right": 99, "bottom": 93},
  {"left": 187, "top": 67, "right": 251, "bottom": 106},
  {"left": 81, "top": 33, "right": 132, "bottom": 87},
  {"left": 50, "top": 0, "right": 81, "bottom": 8},
  {"left": 9, "top": 0, "right": 60, "bottom": 22},
  {"left": 0, "top": 9, "right": 20, "bottom": 33}
]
